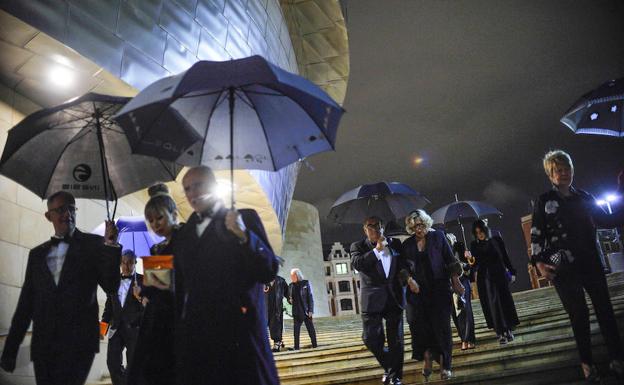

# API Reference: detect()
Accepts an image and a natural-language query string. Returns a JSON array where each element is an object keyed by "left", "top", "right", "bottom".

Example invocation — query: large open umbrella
[
  {"left": 431, "top": 195, "right": 502, "bottom": 246},
  {"left": 114, "top": 55, "right": 344, "bottom": 206},
  {"left": 328, "top": 181, "right": 429, "bottom": 226},
  {"left": 561, "top": 78, "right": 624, "bottom": 137},
  {"left": 0, "top": 93, "right": 183, "bottom": 219}
]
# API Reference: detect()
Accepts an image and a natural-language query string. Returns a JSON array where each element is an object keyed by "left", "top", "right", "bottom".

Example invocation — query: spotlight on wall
[{"left": 48, "top": 65, "right": 74, "bottom": 88}]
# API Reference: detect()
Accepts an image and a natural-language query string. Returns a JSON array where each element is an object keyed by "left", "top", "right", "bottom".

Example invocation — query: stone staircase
[{"left": 90, "top": 272, "right": 624, "bottom": 384}]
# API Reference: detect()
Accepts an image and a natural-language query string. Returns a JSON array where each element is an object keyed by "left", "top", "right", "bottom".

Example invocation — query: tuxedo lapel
[
  {"left": 57, "top": 231, "right": 82, "bottom": 289},
  {"left": 387, "top": 245, "right": 398, "bottom": 279},
  {"left": 366, "top": 239, "right": 387, "bottom": 279},
  {"left": 35, "top": 243, "right": 57, "bottom": 289}
]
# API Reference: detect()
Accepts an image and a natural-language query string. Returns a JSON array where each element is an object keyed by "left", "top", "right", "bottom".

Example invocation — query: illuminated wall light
[
  {"left": 413, "top": 156, "right": 424, "bottom": 167},
  {"left": 48, "top": 65, "right": 75, "bottom": 88}
]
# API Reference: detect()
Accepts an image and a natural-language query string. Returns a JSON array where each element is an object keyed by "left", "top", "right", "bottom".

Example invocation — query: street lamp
[{"left": 597, "top": 193, "right": 620, "bottom": 214}]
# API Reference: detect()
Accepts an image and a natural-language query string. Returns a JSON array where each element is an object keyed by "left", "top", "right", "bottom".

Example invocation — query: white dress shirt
[
  {"left": 46, "top": 231, "right": 74, "bottom": 285},
  {"left": 196, "top": 201, "right": 246, "bottom": 237},
  {"left": 373, "top": 246, "right": 392, "bottom": 278},
  {"left": 118, "top": 276, "right": 133, "bottom": 307}
]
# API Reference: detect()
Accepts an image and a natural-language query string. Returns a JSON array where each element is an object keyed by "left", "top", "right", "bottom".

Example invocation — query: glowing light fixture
[
  {"left": 413, "top": 156, "right": 424, "bottom": 166},
  {"left": 48, "top": 65, "right": 74, "bottom": 88}
]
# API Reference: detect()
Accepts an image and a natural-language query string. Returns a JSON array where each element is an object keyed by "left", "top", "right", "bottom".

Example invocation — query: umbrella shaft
[{"left": 228, "top": 87, "right": 235, "bottom": 209}]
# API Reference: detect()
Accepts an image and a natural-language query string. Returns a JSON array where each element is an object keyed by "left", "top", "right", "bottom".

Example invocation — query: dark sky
[{"left": 293, "top": 0, "right": 624, "bottom": 291}]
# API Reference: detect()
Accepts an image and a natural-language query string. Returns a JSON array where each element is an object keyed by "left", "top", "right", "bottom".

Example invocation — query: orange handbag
[{"left": 142, "top": 255, "right": 174, "bottom": 289}]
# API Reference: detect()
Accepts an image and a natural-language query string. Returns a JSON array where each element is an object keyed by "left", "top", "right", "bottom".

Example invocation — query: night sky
[{"left": 293, "top": 0, "right": 624, "bottom": 291}]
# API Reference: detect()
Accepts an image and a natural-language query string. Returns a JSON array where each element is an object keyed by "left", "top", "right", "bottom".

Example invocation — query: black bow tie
[
  {"left": 121, "top": 275, "right": 133, "bottom": 280},
  {"left": 50, "top": 235, "right": 71, "bottom": 246},
  {"left": 197, "top": 209, "right": 214, "bottom": 221}
]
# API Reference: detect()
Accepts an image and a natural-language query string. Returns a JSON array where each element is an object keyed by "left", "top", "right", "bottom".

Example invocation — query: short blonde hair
[
  {"left": 543, "top": 150, "right": 573, "bottom": 177},
  {"left": 405, "top": 209, "right": 434, "bottom": 235}
]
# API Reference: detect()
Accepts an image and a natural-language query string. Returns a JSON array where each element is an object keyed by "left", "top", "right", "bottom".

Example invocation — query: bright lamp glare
[
  {"left": 596, "top": 199, "right": 607, "bottom": 206},
  {"left": 606, "top": 194, "right": 619, "bottom": 203},
  {"left": 214, "top": 180, "right": 233, "bottom": 200},
  {"left": 48, "top": 66, "right": 74, "bottom": 88}
]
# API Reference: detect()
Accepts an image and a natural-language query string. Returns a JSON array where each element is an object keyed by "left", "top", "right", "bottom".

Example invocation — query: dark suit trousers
[
  {"left": 34, "top": 350, "right": 95, "bottom": 385},
  {"left": 268, "top": 313, "right": 284, "bottom": 343},
  {"left": 554, "top": 263, "right": 623, "bottom": 364},
  {"left": 107, "top": 326, "right": 139, "bottom": 385},
  {"left": 361, "top": 305, "right": 404, "bottom": 380},
  {"left": 293, "top": 317, "right": 317, "bottom": 349}
]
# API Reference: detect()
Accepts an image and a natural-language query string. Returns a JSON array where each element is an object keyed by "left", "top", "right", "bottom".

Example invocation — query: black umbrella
[
  {"left": 430, "top": 195, "right": 502, "bottom": 246},
  {"left": 0, "top": 93, "right": 183, "bottom": 219},
  {"left": 561, "top": 78, "right": 624, "bottom": 137},
  {"left": 114, "top": 55, "right": 344, "bottom": 207},
  {"left": 328, "top": 181, "right": 429, "bottom": 227}
]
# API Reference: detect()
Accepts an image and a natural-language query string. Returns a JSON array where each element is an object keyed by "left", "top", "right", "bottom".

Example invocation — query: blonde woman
[
  {"left": 530, "top": 150, "right": 624, "bottom": 382},
  {"left": 402, "top": 210, "right": 464, "bottom": 381}
]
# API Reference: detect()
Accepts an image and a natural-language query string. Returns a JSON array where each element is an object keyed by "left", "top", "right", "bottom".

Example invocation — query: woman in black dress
[
  {"left": 468, "top": 220, "right": 519, "bottom": 345},
  {"left": 447, "top": 234, "right": 476, "bottom": 351},
  {"left": 127, "top": 183, "right": 181, "bottom": 385},
  {"left": 402, "top": 210, "right": 464, "bottom": 381}
]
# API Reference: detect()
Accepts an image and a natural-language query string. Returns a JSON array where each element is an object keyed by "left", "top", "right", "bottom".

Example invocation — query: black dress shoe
[{"left": 381, "top": 372, "right": 390, "bottom": 385}]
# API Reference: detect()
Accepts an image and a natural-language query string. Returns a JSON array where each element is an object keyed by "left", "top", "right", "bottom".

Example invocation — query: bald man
[{"left": 173, "top": 166, "right": 280, "bottom": 385}]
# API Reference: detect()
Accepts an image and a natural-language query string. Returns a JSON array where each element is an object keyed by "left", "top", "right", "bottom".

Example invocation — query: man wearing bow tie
[
  {"left": 0, "top": 191, "right": 120, "bottom": 385},
  {"left": 173, "top": 166, "right": 280, "bottom": 385},
  {"left": 351, "top": 217, "right": 409, "bottom": 385},
  {"left": 102, "top": 250, "right": 144, "bottom": 385}
]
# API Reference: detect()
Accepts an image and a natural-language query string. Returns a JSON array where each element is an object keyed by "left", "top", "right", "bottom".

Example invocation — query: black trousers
[
  {"left": 554, "top": 263, "right": 623, "bottom": 365},
  {"left": 34, "top": 350, "right": 95, "bottom": 385},
  {"left": 451, "top": 276, "right": 476, "bottom": 344},
  {"left": 107, "top": 326, "right": 139, "bottom": 385},
  {"left": 268, "top": 313, "right": 284, "bottom": 343},
  {"left": 361, "top": 307, "right": 404, "bottom": 381},
  {"left": 293, "top": 316, "right": 317, "bottom": 349}
]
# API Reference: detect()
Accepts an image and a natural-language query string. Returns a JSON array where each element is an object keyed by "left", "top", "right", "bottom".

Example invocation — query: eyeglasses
[
  {"left": 365, "top": 223, "right": 380, "bottom": 230},
  {"left": 412, "top": 223, "right": 426, "bottom": 229},
  {"left": 48, "top": 204, "right": 77, "bottom": 215}
]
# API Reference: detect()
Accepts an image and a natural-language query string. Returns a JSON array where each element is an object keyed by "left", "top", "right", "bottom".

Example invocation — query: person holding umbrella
[
  {"left": 530, "top": 150, "right": 624, "bottom": 382},
  {"left": 173, "top": 166, "right": 280, "bottom": 385},
  {"left": 467, "top": 219, "right": 519, "bottom": 345},
  {"left": 0, "top": 191, "right": 121, "bottom": 384},
  {"left": 402, "top": 209, "right": 464, "bottom": 381},
  {"left": 351, "top": 216, "right": 410, "bottom": 385}
]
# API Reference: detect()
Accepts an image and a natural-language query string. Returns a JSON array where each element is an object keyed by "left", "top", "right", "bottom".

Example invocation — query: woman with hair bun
[{"left": 127, "top": 183, "right": 182, "bottom": 385}]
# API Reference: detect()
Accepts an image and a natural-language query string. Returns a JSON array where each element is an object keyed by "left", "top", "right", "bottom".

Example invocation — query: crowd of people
[{"left": 0, "top": 149, "right": 623, "bottom": 385}]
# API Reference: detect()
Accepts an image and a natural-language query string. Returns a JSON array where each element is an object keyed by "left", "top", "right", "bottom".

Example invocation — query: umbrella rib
[
  {"left": 244, "top": 91, "right": 278, "bottom": 170},
  {"left": 157, "top": 157, "right": 177, "bottom": 180},
  {"left": 178, "top": 89, "right": 226, "bottom": 100},
  {"left": 199, "top": 89, "right": 227, "bottom": 165}
]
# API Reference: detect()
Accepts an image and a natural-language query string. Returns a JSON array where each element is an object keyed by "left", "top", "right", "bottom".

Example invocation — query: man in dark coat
[
  {"left": 287, "top": 269, "right": 317, "bottom": 350},
  {"left": 0, "top": 191, "right": 120, "bottom": 385},
  {"left": 174, "top": 166, "right": 280, "bottom": 385},
  {"left": 102, "top": 250, "right": 144, "bottom": 385},
  {"left": 351, "top": 216, "right": 408, "bottom": 385},
  {"left": 265, "top": 275, "right": 289, "bottom": 352}
]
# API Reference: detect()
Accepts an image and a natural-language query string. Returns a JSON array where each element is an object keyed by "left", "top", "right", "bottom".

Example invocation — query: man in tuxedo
[
  {"left": 102, "top": 250, "right": 144, "bottom": 385},
  {"left": 351, "top": 216, "right": 409, "bottom": 385},
  {"left": 0, "top": 191, "right": 120, "bottom": 385},
  {"left": 173, "top": 166, "right": 280, "bottom": 385}
]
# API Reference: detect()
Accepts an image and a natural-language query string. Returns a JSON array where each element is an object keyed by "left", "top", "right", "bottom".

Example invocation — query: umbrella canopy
[
  {"left": 0, "top": 93, "right": 183, "bottom": 218},
  {"left": 114, "top": 55, "right": 344, "bottom": 172},
  {"left": 430, "top": 198, "right": 502, "bottom": 246},
  {"left": 431, "top": 200, "right": 502, "bottom": 225},
  {"left": 561, "top": 78, "right": 624, "bottom": 137},
  {"left": 328, "top": 181, "right": 430, "bottom": 224},
  {"left": 92, "top": 216, "right": 163, "bottom": 257}
]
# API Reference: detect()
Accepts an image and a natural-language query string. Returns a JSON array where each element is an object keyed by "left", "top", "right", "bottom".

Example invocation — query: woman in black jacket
[
  {"left": 447, "top": 234, "right": 476, "bottom": 351},
  {"left": 288, "top": 268, "right": 317, "bottom": 350},
  {"left": 469, "top": 220, "right": 519, "bottom": 345},
  {"left": 530, "top": 150, "right": 624, "bottom": 382},
  {"left": 127, "top": 183, "right": 181, "bottom": 385}
]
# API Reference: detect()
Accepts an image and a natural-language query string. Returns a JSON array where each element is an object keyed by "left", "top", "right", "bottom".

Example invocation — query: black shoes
[
  {"left": 505, "top": 330, "right": 515, "bottom": 343},
  {"left": 381, "top": 372, "right": 389, "bottom": 384}
]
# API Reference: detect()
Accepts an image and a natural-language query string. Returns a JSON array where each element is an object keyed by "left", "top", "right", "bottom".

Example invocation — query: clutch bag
[{"left": 142, "top": 255, "right": 174, "bottom": 289}]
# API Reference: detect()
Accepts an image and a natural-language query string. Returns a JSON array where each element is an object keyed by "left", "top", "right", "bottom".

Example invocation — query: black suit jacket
[
  {"left": 1, "top": 229, "right": 120, "bottom": 364},
  {"left": 173, "top": 207, "right": 280, "bottom": 385},
  {"left": 288, "top": 280, "right": 314, "bottom": 319},
  {"left": 350, "top": 237, "right": 407, "bottom": 314},
  {"left": 102, "top": 274, "right": 144, "bottom": 331}
]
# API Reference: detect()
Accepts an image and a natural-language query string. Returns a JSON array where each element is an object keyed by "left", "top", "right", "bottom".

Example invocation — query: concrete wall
[{"left": 280, "top": 200, "right": 330, "bottom": 317}]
